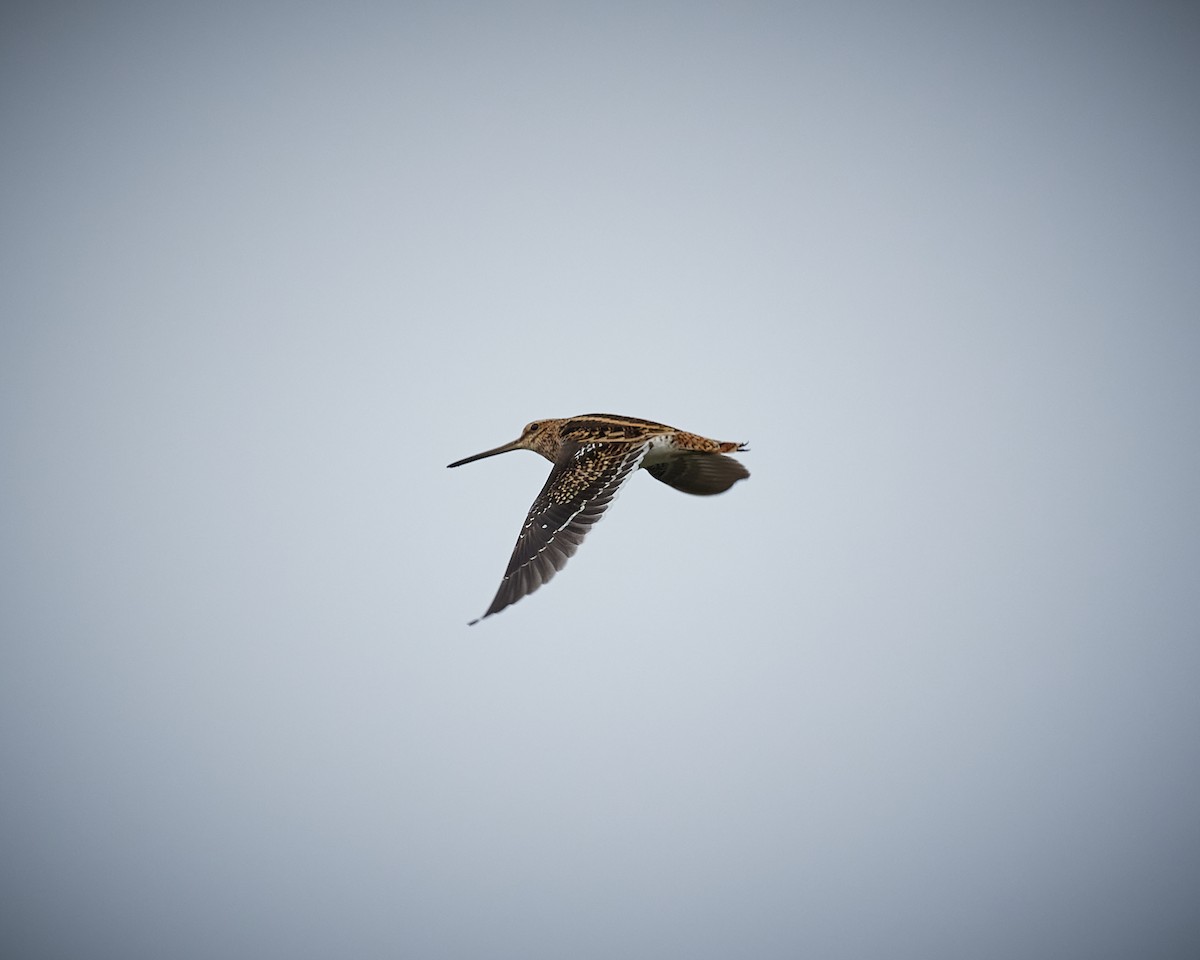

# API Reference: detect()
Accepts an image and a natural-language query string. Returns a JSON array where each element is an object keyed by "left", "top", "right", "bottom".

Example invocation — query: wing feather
[{"left": 471, "top": 440, "right": 648, "bottom": 623}]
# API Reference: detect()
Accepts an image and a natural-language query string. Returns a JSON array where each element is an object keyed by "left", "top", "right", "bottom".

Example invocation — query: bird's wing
[
  {"left": 472, "top": 439, "right": 650, "bottom": 623},
  {"left": 645, "top": 452, "right": 749, "bottom": 495}
]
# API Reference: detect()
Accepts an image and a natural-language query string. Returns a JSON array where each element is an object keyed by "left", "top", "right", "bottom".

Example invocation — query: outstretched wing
[{"left": 472, "top": 440, "right": 649, "bottom": 623}]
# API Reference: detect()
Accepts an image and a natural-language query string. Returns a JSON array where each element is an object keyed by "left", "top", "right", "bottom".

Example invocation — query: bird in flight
[{"left": 447, "top": 413, "right": 749, "bottom": 623}]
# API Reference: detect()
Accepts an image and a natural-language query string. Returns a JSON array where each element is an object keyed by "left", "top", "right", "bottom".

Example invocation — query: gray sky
[{"left": 3, "top": 2, "right": 1199, "bottom": 958}]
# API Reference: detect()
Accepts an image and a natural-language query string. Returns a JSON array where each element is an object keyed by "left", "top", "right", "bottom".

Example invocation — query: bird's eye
[{"left": 527, "top": 422, "right": 540, "bottom": 431}]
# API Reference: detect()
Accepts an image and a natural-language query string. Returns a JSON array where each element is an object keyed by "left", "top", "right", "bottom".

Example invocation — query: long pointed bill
[{"left": 446, "top": 438, "right": 523, "bottom": 468}]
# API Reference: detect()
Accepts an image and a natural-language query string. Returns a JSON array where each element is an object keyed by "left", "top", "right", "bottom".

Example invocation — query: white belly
[{"left": 641, "top": 435, "right": 683, "bottom": 466}]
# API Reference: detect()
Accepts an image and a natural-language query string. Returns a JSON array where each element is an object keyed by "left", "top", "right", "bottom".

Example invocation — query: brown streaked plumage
[{"left": 446, "top": 413, "right": 749, "bottom": 624}]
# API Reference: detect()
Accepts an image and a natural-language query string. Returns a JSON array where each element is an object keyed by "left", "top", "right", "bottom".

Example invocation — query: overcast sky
[{"left": 2, "top": 2, "right": 1199, "bottom": 958}]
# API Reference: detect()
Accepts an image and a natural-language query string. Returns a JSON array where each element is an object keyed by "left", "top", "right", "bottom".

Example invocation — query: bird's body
[{"left": 447, "top": 413, "right": 749, "bottom": 623}]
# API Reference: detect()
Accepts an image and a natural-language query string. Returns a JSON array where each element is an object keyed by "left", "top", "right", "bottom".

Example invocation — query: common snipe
[{"left": 447, "top": 413, "right": 749, "bottom": 623}]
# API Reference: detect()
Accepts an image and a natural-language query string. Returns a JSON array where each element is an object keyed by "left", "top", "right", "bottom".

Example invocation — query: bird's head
[{"left": 446, "top": 418, "right": 561, "bottom": 468}]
